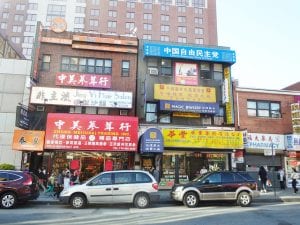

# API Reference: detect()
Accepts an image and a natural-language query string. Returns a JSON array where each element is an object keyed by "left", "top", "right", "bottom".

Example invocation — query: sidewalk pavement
[{"left": 32, "top": 188, "right": 300, "bottom": 205}]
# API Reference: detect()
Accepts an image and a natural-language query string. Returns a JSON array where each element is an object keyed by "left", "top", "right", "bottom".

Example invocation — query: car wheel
[
  {"left": 237, "top": 191, "right": 252, "bottom": 207},
  {"left": 183, "top": 192, "right": 199, "bottom": 208},
  {"left": 1, "top": 192, "right": 17, "bottom": 209},
  {"left": 134, "top": 193, "right": 150, "bottom": 209},
  {"left": 70, "top": 194, "right": 87, "bottom": 209}
]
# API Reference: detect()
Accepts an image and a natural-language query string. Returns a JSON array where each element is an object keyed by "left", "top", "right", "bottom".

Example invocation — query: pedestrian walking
[
  {"left": 291, "top": 168, "right": 299, "bottom": 194},
  {"left": 258, "top": 166, "right": 268, "bottom": 193},
  {"left": 278, "top": 168, "right": 286, "bottom": 190}
]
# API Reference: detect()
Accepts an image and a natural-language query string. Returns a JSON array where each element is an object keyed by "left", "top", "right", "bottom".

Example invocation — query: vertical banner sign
[
  {"left": 291, "top": 103, "right": 300, "bottom": 134},
  {"left": 31, "top": 21, "right": 42, "bottom": 81},
  {"left": 224, "top": 67, "right": 234, "bottom": 124}
]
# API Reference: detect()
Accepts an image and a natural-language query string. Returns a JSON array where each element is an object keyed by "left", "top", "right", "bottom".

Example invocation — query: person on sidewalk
[
  {"left": 258, "top": 166, "right": 268, "bottom": 193},
  {"left": 278, "top": 168, "right": 286, "bottom": 190},
  {"left": 291, "top": 168, "right": 299, "bottom": 194}
]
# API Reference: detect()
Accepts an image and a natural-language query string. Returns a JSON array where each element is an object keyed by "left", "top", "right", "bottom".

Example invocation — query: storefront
[
  {"left": 285, "top": 134, "right": 300, "bottom": 187},
  {"left": 43, "top": 113, "right": 138, "bottom": 182},
  {"left": 159, "top": 128, "right": 243, "bottom": 188}
]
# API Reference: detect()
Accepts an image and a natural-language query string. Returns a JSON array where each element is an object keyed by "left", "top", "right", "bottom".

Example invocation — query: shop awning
[{"left": 140, "top": 128, "right": 164, "bottom": 154}]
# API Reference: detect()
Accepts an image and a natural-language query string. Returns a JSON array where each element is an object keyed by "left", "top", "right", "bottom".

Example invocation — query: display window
[
  {"left": 51, "top": 151, "right": 133, "bottom": 182},
  {"left": 160, "top": 151, "right": 229, "bottom": 188}
]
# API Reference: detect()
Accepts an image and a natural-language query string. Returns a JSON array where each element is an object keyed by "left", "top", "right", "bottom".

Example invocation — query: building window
[
  {"left": 46, "top": 4, "right": 66, "bottom": 22},
  {"left": 11, "top": 36, "right": 21, "bottom": 44},
  {"left": 2, "top": 13, "right": 9, "bottom": 19},
  {"left": 146, "top": 102, "right": 157, "bottom": 123},
  {"left": 161, "top": 4, "right": 170, "bottom": 11},
  {"left": 4, "top": 2, "right": 10, "bottom": 9},
  {"left": 195, "top": 38, "right": 203, "bottom": 45},
  {"left": 213, "top": 64, "right": 223, "bottom": 80},
  {"left": 75, "top": 17, "right": 84, "bottom": 24},
  {"left": 14, "top": 14, "right": 24, "bottom": 21},
  {"left": 195, "top": 17, "right": 203, "bottom": 24},
  {"left": 25, "top": 25, "right": 36, "bottom": 32},
  {"left": 28, "top": 3, "right": 38, "bottom": 10},
  {"left": 178, "top": 6, "right": 186, "bottom": 13},
  {"left": 144, "top": 3, "right": 152, "bottom": 10},
  {"left": 143, "top": 13, "right": 152, "bottom": 20},
  {"left": 160, "top": 35, "right": 169, "bottom": 42},
  {"left": 77, "top": 0, "right": 86, "bottom": 2},
  {"left": 76, "top": 6, "right": 85, "bottom": 13},
  {"left": 22, "top": 48, "right": 32, "bottom": 56},
  {"left": 90, "top": 9, "right": 100, "bottom": 16},
  {"left": 109, "top": 0, "right": 117, "bottom": 7},
  {"left": 92, "top": 0, "right": 100, "bottom": 5},
  {"left": 109, "top": 10, "right": 117, "bottom": 17},
  {"left": 89, "top": 19, "right": 99, "bottom": 27},
  {"left": 200, "top": 62, "right": 211, "bottom": 79},
  {"left": 127, "top": 2, "right": 135, "bottom": 8},
  {"left": 126, "top": 12, "right": 135, "bottom": 19},
  {"left": 195, "top": 8, "right": 203, "bottom": 14},
  {"left": 41, "top": 55, "right": 51, "bottom": 71},
  {"left": 12, "top": 25, "right": 22, "bottom": 33},
  {"left": 161, "top": 58, "right": 172, "bottom": 75},
  {"left": 247, "top": 100, "right": 281, "bottom": 118},
  {"left": 143, "top": 34, "right": 152, "bottom": 40},
  {"left": 27, "top": 14, "right": 37, "bottom": 21},
  {"left": 0, "top": 23, "right": 7, "bottom": 30},
  {"left": 159, "top": 0, "right": 172, "bottom": 4},
  {"left": 178, "top": 37, "right": 186, "bottom": 43},
  {"left": 178, "top": 26, "right": 186, "bottom": 33},
  {"left": 125, "top": 22, "right": 135, "bottom": 30},
  {"left": 16, "top": 4, "right": 26, "bottom": 10},
  {"left": 108, "top": 21, "right": 117, "bottom": 28},
  {"left": 121, "top": 60, "right": 130, "bottom": 76},
  {"left": 192, "top": 0, "right": 206, "bottom": 8},
  {"left": 161, "top": 25, "right": 169, "bottom": 32},
  {"left": 161, "top": 14, "right": 169, "bottom": 22},
  {"left": 178, "top": 16, "right": 186, "bottom": 23},
  {"left": 195, "top": 27, "right": 203, "bottom": 35},
  {"left": 144, "top": 23, "right": 152, "bottom": 31},
  {"left": 74, "top": 28, "right": 83, "bottom": 32},
  {"left": 24, "top": 36, "right": 34, "bottom": 43}
]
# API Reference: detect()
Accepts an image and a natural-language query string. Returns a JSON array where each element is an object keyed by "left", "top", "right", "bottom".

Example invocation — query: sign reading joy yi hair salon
[{"left": 45, "top": 113, "right": 138, "bottom": 151}]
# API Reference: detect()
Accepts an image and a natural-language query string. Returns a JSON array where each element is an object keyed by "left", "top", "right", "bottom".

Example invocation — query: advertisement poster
[
  {"left": 174, "top": 62, "right": 198, "bottom": 86},
  {"left": 45, "top": 113, "right": 138, "bottom": 151}
]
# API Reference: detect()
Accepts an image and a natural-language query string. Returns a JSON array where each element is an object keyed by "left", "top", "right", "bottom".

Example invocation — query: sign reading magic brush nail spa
[
  {"left": 162, "top": 129, "right": 243, "bottom": 149},
  {"left": 45, "top": 113, "right": 138, "bottom": 151}
]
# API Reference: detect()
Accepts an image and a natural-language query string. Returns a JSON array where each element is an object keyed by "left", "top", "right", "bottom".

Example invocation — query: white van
[{"left": 59, "top": 170, "right": 159, "bottom": 209}]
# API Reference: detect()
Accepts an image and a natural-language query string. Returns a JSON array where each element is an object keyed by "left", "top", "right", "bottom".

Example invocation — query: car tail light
[
  {"left": 152, "top": 183, "right": 159, "bottom": 190},
  {"left": 23, "top": 175, "right": 33, "bottom": 186}
]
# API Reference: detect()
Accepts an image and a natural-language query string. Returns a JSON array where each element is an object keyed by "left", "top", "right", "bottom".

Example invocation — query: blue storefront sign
[
  {"left": 285, "top": 134, "right": 300, "bottom": 150},
  {"left": 143, "top": 42, "right": 236, "bottom": 64},
  {"left": 160, "top": 100, "right": 219, "bottom": 114},
  {"left": 140, "top": 128, "right": 164, "bottom": 154}
]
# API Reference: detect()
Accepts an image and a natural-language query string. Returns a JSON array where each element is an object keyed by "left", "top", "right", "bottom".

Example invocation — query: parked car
[
  {"left": 59, "top": 170, "right": 159, "bottom": 209},
  {"left": 171, "top": 171, "right": 259, "bottom": 208},
  {"left": 0, "top": 170, "right": 40, "bottom": 209}
]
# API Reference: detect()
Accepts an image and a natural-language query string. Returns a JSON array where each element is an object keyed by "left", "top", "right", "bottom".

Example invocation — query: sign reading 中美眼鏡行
[{"left": 143, "top": 42, "right": 236, "bottom": 64}]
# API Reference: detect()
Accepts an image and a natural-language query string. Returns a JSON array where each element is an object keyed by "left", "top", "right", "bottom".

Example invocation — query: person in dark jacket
[{"left": 258, "top": 166, "right": 268, "bottom": 193}]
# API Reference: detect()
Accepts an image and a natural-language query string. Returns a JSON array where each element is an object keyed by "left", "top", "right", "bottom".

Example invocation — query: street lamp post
[{"left": 272, "top": 142, "right": 277, "bottom": 198}]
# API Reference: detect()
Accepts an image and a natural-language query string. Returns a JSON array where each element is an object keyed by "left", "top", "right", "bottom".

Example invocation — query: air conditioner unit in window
[
  {"left": 36, "top": 106, "right": 45, "bottom": 112},
  {"left": 119, "top": 110, "right": 128, "bottom": 116},
  {"left": 148, "top": 67, "right": 158, "bottom": 75}
]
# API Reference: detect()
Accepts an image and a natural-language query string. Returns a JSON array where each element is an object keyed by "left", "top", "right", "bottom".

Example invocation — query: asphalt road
[{"left": 0, "top": 202, "right": 299, "bottom": 225}]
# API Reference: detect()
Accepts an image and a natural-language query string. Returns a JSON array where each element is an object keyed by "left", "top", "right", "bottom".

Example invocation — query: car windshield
[{"left": 192, "top": 173, "right": 210, "bottom": 182}]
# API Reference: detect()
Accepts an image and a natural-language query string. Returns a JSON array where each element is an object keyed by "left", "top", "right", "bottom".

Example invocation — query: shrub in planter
[{"left": 0, "top": 163, "right": 15, "bottom": 170}]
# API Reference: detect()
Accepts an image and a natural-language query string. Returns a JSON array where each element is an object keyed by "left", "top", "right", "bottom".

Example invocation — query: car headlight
[{"left": 175, "top": 186, "right": 184, "bottom": 192}]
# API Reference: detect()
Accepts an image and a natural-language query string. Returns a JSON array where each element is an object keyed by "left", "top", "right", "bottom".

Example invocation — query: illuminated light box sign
[
  {"left": 160, "top": 100, "right": 219, "bottom": 114},
  {"left": 45, "top": 113, "right": 138, "bottom": 151}
]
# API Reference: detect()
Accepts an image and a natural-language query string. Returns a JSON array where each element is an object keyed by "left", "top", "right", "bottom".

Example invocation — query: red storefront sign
[
  {"left": 56, "top": 72, "right": 111, "bottom": 89},
  {"left": 45, "top": 113, "right": 138, "bottom": 151}
]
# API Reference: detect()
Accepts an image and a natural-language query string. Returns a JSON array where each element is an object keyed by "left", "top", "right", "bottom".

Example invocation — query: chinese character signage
[
  {"left": 174, "top": 62, "right": 198, "bottom": 86},
  {"left": 140, "top": 128, "right": 164, "bottom": 153},
  {"left": 285, "top": 135, "right": 300, "bottom": 151},
  {"left": 223, "top": 67, "right": 234, "bottom": 124},
  {"left": 160, "top": 100, "right": 219, "bottom": 114},
  {"left": 45, "top": 113, "right": 138, "bottom": 151},
  {"left": 12, "top": 130, "right": 45, "bottom": 151},
  {"left": 162, "top": 129, "right": 243, "bottom": 149},
  {"left": 56, "top": 72, "right": 111, "bottom": 89},
  {"left": 144, "top": 42, "right": 236, "bottom": 64},
  {"left": 30, "top": 86, "right": 132, "bottom": 108},
  {"left": 291, "top": 103, "right": 300, "bottom": 134},
  {"left": 154, "top": 84, "right": 216, "bottom": 102},
  {"left": 15, "top": 106, "right": 30, "bottom": 130},
  {"left": 246, "top": 133, "right": 285, "bottom": 150}
]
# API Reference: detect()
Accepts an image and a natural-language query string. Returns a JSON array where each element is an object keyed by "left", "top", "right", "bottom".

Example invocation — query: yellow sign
[
  {"left": 224, "top": 67, "right": 233, "bottom": 124},
  {"left": 173, "top": 112, "right": 200, "bottom": 118},
  {"left": 154, "top": 84, "right": 216, "bottom": 102},
  {"left": 12, "top": 130, "right": 45, "bottom": 151},
  {"left": 162, "top": 129, "right": 243, "bottom": 149}
]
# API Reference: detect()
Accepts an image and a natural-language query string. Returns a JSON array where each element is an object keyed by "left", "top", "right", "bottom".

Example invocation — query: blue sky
[{"left": 216, "top": 0, "right": 300, "bottom": 89}]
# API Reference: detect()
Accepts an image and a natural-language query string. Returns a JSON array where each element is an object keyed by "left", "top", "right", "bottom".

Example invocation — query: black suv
[
  {"left": 171, "top": 171, "right": 259, "bottom": 208},
  {"left": 0, "top": 170, "right": 40, "bottom": 209}
]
